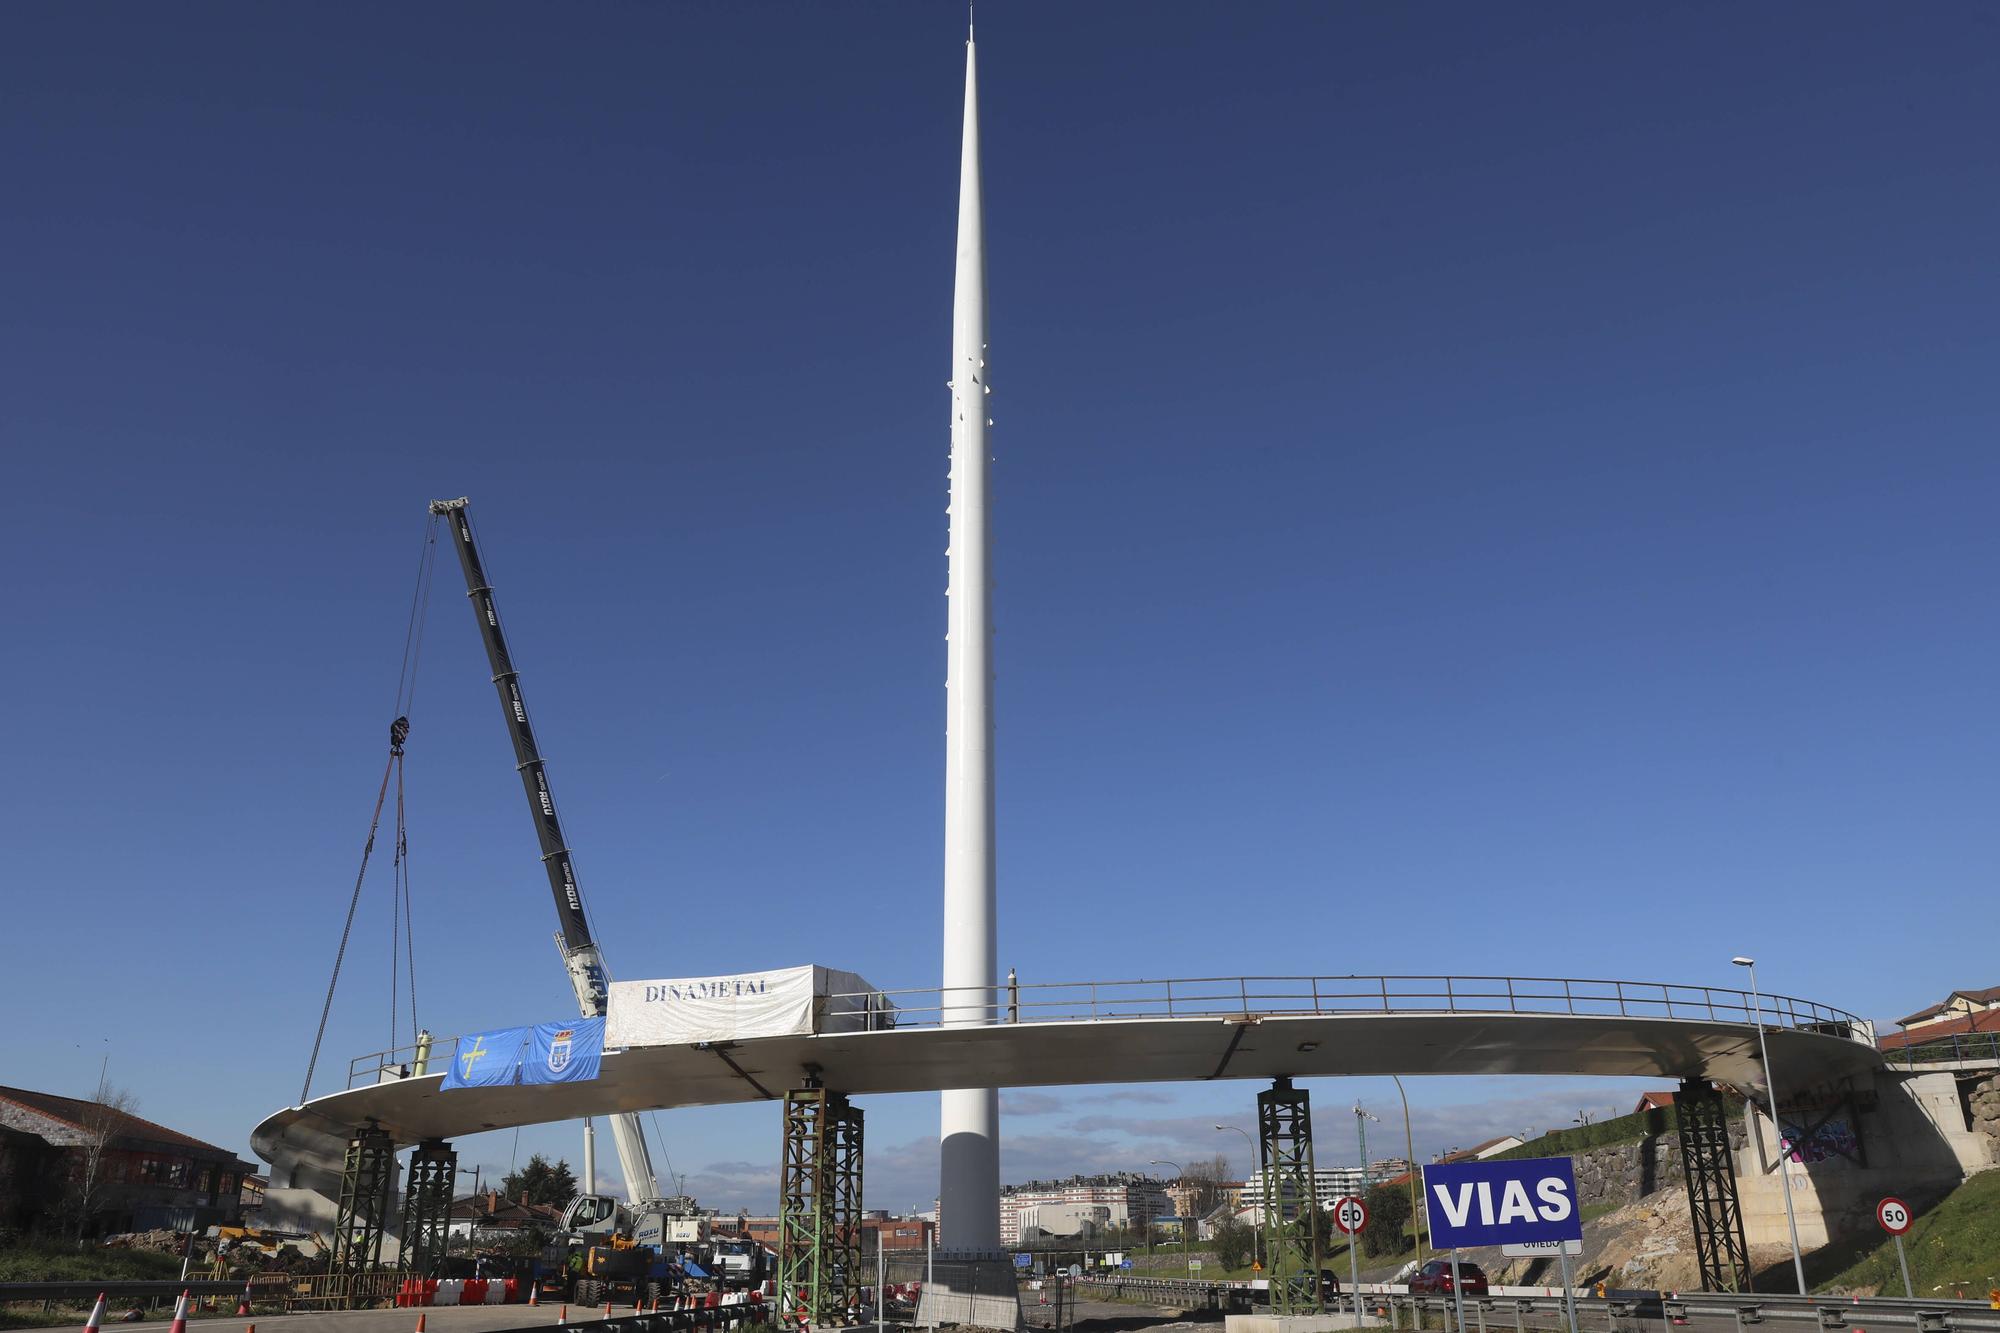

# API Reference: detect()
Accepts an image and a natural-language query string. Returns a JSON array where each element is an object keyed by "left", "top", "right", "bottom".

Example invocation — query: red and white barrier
[{"left": 82, "top": 1292, "right": 107, "bottom": 1333}]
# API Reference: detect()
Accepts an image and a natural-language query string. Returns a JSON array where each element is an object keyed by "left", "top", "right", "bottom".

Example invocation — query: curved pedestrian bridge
[{"left": 255, "top": 973, "right": 1880, "bottom": 1189}]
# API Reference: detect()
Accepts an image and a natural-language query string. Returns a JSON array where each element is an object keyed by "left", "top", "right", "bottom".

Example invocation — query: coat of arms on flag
[{"left": 525, "top": 1016, "right": 603, "bottom": 1084}]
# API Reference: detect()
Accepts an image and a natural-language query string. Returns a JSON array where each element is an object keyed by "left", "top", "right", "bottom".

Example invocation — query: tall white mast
[{"left": 938, "top": 13, "right": 1000, "bottom": 1253}]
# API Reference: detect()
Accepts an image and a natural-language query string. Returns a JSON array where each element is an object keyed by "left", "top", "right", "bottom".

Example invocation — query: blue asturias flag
[
  {"left": 526, "top": 1017, "right": 604, "bottom": 1084},
  {"left": 441, "top": 1025, "right": 533, "bottom": 1090}
]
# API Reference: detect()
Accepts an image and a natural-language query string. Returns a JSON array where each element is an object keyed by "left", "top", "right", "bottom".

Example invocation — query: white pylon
[{"left": 938, "top": 11, "right": 1000, "bottom": 1254}]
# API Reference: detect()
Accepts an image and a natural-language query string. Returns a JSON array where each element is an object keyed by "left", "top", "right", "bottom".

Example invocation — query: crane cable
[
  {"left": 388, "top": 518, "right": 439, "bottom": 1056},
  {"left": 300, "top": 719, "right": 407, "bottom": 1104},
  {"left": 300, "top": 515, "right": 440, "bottom": 1104}
]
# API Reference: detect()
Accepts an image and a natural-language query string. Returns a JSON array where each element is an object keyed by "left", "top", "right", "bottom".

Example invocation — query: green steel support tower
[{"left": 1258, "top": 1079, "right": 1324, "bottom": 1314}]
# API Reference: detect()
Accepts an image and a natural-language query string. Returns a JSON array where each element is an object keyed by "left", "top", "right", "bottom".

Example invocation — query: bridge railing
[
  {"left": 341, "top": 974, "right": 1871, "bottom": 1091},
  {"left": 836, "top": 974, "right": 1870, "bottom": 1039},
  {"left": 1887, "top": 1029, "right": 2000, "bottom": 1069}
]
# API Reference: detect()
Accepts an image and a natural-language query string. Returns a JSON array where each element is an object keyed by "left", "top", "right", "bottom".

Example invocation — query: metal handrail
[
  {"left": 340, "top": 974, "right": 1871, "bottom": 1091},
  {"left": 1888, "top": 1029, "right": 2000, "bottom": 1069}
]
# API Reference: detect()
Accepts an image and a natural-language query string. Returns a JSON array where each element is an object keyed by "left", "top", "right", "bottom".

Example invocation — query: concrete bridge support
[
  {"left": 1258, "top": 1077, "right": 1325, "bottom": 1314},
  {"left": 1735, "top": 1069, "right": 1995, "bottom": 1253}
]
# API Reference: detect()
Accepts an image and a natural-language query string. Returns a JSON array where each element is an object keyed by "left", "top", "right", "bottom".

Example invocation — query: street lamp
[
  {"left": 1150, "top": 1160, "right": 1190, "bottom": 1278},
  {"left": 1214, "top": 1124, "right": 1254, "bottom": 1177},
  {"left": 1214, "top": 1127, "right": 1263, "bottom": 1267},
  {"left": 1736, "top": 955, "right": 1808, "bottom": 1294},
  {"left": 456, "top": 1166, "right": 483, "bottom": 1256},
  {"left": 1389, "top": 1076, "right": 1422, "bottom": 1271}
]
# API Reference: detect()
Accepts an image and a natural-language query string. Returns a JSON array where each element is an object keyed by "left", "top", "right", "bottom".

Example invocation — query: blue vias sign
[{"left": 1421, "top": 1157, "right": 1583, "bottom": 1250}]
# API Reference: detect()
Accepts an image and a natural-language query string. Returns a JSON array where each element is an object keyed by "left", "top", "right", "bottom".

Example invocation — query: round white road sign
[
  {"left": 1332, "top": 1195, "right": 1368, "bottom": 1235},
  {"left": 1876, "top": 1197, "right": 1912, "bottom": 1235}
]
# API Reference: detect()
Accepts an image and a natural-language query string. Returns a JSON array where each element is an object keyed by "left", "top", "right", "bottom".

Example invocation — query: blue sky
[{"left": 2, "top": 2, "right": 1995, "bottom": 1214}]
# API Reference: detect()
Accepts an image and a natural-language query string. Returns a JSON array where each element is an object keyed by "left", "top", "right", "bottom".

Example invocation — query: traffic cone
[
  {"left": 236, "top": 1277, "right": 254, "bottom": 1317},
  {"left": 167, "top": 1292, "right": 190, "bottom": 1333},
  {"left": 603, "top": 1301, "right": 612, "bottom": 1318},
  {"left": 557, "top": 1305, "right": 567, "bottom": 1324},
  {"left": 414, "top": 1313, "right": 427, "bottom": 1333},
  {"left": 528, "top": 1284, "right": 540, "bottom": 1308},
  {"left": 82, "top": 1292, "right": 107, "bottom": 1333}
]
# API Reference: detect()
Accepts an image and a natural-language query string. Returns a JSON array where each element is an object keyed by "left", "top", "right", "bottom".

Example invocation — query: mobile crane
[{"left": 429, "top": 498, "right": 677, "bottom": 1288}]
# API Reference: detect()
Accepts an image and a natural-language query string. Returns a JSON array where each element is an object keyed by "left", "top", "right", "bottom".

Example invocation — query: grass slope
[
  {"left": 1821, "top": 1170, "right": 2000, "bottom": 1299},
  {"left": 0, "top": 1242, "right": 183, "bottom": 1283}
]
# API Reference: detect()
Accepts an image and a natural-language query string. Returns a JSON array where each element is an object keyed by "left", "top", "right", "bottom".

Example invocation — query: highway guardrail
[{"left": 1076, "top": 1277, "right": 2000, "bottom": 1332}]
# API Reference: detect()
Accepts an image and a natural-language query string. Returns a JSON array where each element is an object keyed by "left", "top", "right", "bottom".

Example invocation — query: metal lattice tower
[
  {"left": 399, "top": 1139, "right": 457, "bottom": 1279},
  {"left": 1258, "top": 1078, "right": 1324, "bottom": 1314},
  {"left": 780, "top": 1087, "right": 865, "bottom": 1326},
  {"left": 1677, "top": 1078, "right": 1752, "bottom": 1292},
  {"left": 831, "top": 1098, "right": 864, "bottom": 1314},
  {"left": 331, "top": 1123, "right": 396, "bottom": 1278}
]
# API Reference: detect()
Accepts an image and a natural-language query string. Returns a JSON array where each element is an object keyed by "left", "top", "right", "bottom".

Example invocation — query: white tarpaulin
[{"left": 606, "top": 965, "right": 893, "bottom": 1048}]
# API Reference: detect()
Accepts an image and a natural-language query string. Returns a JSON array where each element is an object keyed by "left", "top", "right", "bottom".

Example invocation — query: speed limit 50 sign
[
  {"left": 1877, "top": 1197, "right": 1912, "bottom": 1235},
  {"left": 1332, "top": 1196, "right": 1369, "bottom": 1235}
]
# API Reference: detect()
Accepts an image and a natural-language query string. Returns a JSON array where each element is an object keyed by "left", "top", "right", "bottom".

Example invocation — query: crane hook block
[{"left": 389, "top": 715, "right": 411, "bottom": 754}]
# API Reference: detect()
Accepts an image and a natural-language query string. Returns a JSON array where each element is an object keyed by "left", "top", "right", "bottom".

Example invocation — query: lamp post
[
  {"left": 1151, "top": 1160, "right": 1190, "bottom": 1278},
  {"left": 1215, "top": 1126, "right": 1262, "bottom": 1267},
  {"left": 1389, "top": 1076, "right": 1422, "bottom": 1271},
  {"left": 1735, "top": 956, "right": 1808, "bottom": 1294},
  {"left": 456, "top": 1166, "right": 483, "bottom": 1256}
]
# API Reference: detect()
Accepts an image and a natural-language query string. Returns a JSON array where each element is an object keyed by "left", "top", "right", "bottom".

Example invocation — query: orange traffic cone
[
  {"left": 82, "top": 1292, "right": 107, "bottom": 1333},
  {"left": 603, "top": 1301, "right": 612, "bottom": 1318},
  {"left": 557, "top": 1305, "right": 567, "bottom": 1324},
  {"left": 414, "top": 1314, "right": 427, "bottom": 1333},
  {"left": 529, "top": 1285, "right": 540, "bottom": 1308},
  {"left": 167, "top": 1292, "right": 190, "bottom": 1333},
  {"left": 236, "top": 1277, "right": 254, "bottom": 1318}
]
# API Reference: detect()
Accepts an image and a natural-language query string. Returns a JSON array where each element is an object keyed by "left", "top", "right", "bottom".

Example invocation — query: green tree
[
  {"left": 1213, "top": 1217, "right": 1255, "bottom": 1271},
  {"left": 500, "top": 1154, "right": 580, "bottom": 1207},
  {"left": 1360, "top": 1182, "right": 1412, "bottom": 1258}
]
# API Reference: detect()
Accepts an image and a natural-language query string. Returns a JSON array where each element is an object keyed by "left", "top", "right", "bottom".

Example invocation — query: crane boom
[{"left": 429, "top": 497, "right": 661, "bottom": 1205}]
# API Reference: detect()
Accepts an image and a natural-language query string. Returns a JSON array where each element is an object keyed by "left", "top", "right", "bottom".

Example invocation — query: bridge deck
[{"left": 255, "top": 1003, "right": 1881, "bottom": 1192}]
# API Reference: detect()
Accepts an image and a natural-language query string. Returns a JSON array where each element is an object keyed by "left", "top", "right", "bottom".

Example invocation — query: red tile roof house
[
  {"left": 0, "top": 1085, "right": 256, "bottom": 1237},
  {"left": 1878, "top": 986, "right": 2000, "bottom": 1054}
]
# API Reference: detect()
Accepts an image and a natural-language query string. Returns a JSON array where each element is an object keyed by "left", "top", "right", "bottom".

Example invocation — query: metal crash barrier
[
  {"left": 555, "top": 1296, "right": 767, "bottom": 1333},
  {"left": 1077, "top": 1278, "right": 2000, "bottom": 1333}
]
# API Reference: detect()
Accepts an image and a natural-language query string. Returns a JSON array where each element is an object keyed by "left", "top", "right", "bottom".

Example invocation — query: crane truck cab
[
  {"left": 545, "top": 1194, "right": 715, "bottom": 1307},
  {"left": 562, "top": 1194, "right": 710, "bottom": 1248}
]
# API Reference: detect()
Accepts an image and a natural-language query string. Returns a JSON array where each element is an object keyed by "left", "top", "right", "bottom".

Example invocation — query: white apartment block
[{"left": 998, "top": 1175, "right": 1171, "bottom": 1246}]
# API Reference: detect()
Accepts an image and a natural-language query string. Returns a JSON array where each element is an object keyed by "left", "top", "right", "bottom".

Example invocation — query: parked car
[{"left": 1409, "top": 1259, "right": 1488, "bottom": 1296}]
